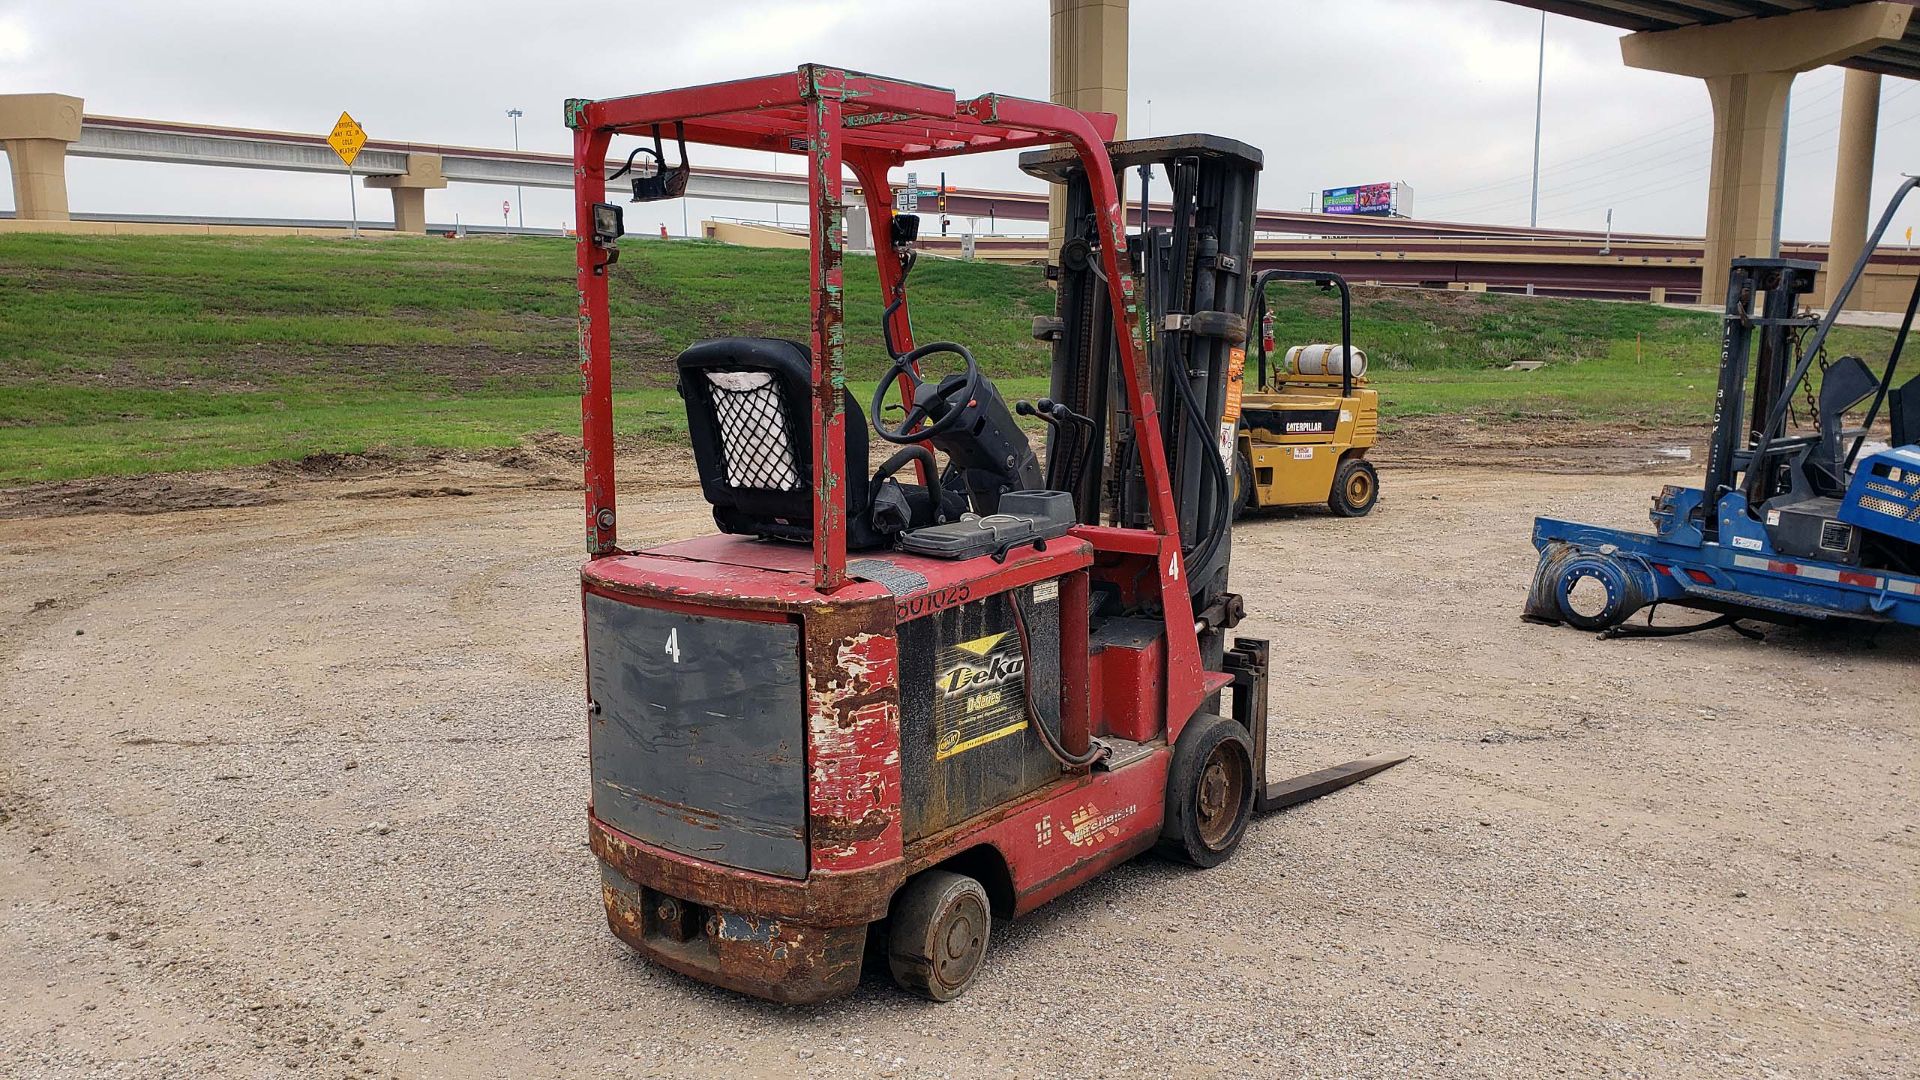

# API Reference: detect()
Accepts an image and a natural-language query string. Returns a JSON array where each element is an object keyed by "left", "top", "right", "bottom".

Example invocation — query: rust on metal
[
  {"left": 601, "top": 863, "right": 867, "bottom": 1004},
  {"left": 806, "top": 81, "right": 850, "bottom": 592},
  {"left": 803, "top": 596, "right": 903, "bottom": 873}
]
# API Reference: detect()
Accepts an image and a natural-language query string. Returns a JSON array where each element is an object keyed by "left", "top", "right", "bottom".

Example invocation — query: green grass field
[{"left": 0, "top": 233, "right": 1898, "bottom": 483}]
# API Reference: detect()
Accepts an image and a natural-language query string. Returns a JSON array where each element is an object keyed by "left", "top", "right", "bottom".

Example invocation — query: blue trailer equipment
[{"left": 1526, "top": 181, "right": 1920, "bottom": 637}]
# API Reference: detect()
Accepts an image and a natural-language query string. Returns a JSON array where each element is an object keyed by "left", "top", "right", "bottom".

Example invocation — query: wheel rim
[
  {"left": 932, "top": 892, "right": 988, "bottom": 993},
  {"left": 1195, "top": 742, "right": 1250, "bottom": 850},
  {"left": 1346, "top": 469, "right": 1374, "bottom": 506},
  {"left": 1564, "top": 571, "right": 1614, "bottom": 622}
]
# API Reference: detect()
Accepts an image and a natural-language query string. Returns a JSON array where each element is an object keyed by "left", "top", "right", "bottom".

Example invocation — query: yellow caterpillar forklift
[{"left": 1233, "top": 270, "right": 1380, "bottom": 518}]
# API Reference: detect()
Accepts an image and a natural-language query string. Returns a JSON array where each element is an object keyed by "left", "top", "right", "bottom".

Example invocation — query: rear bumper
[
  {"left": 600, "top": 861, "right": 870, "bottom": 1004},
  {"left": 590, "top": 813, "right": 903, "bottom": 1004}
]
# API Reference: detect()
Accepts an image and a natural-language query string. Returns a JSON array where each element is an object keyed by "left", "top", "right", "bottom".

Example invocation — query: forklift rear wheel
[
  {"left": 1157, "top": 714, "right": 1256, "bottom": 868},
  {"left": 1328, "top": 459, "right": 1378, "bottom": 517},
  {"left": 1553, "top": 552, "right": 1636, "bottom": 632},
  {"left": 1232, "top": 448, "right": 1255, "bottom": 520},
  {"left": 886, "top": 870, "right": 991, "bottom": 1002}
]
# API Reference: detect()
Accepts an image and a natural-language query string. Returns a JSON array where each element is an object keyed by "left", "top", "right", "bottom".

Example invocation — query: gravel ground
[{"left": 2, "top": 455, "right": 1916, "bottom": 1079}]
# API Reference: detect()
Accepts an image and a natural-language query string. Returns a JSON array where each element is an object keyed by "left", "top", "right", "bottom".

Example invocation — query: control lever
[
  {"left": 1016, "top": 398, "right": 1096, "bottom": 433},
  {"left": 1018, "top": 399, "right": 1098, "bottom": 500}
]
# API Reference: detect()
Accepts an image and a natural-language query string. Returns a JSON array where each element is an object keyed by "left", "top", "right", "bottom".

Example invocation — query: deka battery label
[{"left": 933, "top": 629, "right": 1028, "bottom": 760}]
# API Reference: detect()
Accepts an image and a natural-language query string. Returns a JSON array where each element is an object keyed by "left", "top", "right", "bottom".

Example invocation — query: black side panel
[
  {"left": 898, "top": 584, "right": 1063, "bottom": 843},
  {"left": 585, "top": 593, "right": 808, "bottom": 879},
  {"left": 1893, "top": 375, "right": 1919, "bottom": 447},
  {"left": 1242, "top": 408, "right": 1341, "bottom": 436}
]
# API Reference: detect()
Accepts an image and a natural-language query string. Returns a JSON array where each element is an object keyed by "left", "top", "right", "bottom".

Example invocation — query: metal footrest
[{"left": 1092, "top": 736, "right": 1157, "bottom": 771}]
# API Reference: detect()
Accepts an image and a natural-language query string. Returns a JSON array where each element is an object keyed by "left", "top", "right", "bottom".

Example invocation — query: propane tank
[{"left": 1285, "top": 343, "right": 1367, "bottom": 378}]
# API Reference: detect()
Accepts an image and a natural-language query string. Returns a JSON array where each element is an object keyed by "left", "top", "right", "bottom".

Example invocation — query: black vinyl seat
[
  {"left": 676, "top": 337, "right": 945, "bottom": 550},
  {"left": 1894, "top": 374, "right": 1919, "bottom": 448}
]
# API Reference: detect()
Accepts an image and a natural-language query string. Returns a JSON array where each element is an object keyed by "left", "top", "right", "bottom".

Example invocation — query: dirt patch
[
  {"left": 1379, "top": 416, "right": 1711, "bottom": 474},
  {"left": 0, "top": 422, "right": 1699, "bottom": 522},
  {"left": 266, "top": 450, "right": 396, "bottom": 477},
  {"left": 0, "top": 434, "right": 696, "bottom": 520},
  {"left": 0, "top": 475, "right": 278, "bottom": 519}
]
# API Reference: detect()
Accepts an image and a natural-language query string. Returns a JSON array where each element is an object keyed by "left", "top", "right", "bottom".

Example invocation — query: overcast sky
[{"left": 3, "top": 0, "right": 1917, "bottom": 241}]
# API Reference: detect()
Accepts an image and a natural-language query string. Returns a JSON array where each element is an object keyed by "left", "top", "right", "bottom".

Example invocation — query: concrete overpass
[{"left": 1501, "top": 0, "right": 1920, "bottom": 304}]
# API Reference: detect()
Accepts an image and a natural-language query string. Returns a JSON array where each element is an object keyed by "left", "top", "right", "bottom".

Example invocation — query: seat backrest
[
  {"left": 1894, "top": 374, "right": 1920, "bottom": 448},
  {"left": 676, "top": 337, "right": 870, "bottom": 544}
]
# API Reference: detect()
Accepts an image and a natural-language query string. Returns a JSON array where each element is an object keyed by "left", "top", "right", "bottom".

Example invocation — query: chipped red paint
[
  {"left": 808, "top": 88, "right": 850, "bottom": 591},
  {"left": 806, "top": 609, "right": 903, "bottom": 872},
  {"left": 572, "top": 123, "right": 617, "bottom": 556}
]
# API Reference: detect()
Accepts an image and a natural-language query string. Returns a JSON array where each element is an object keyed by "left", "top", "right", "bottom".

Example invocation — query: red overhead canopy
[{"left": 569, "top": 64, "right": 1118, "bottom": 163}]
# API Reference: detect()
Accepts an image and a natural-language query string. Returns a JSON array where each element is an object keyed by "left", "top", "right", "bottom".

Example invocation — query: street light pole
[
  {"left": 1529, "top": 12, "right": 1545, "bottom": 228},
  {"left": 506, "top": 108, "right": 524, "bottom": 231}
]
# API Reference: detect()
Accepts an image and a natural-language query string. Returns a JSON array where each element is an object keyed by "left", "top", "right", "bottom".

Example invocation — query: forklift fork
[{"left": 1224, "top": 638, "right": 1409, "bottom": 813}]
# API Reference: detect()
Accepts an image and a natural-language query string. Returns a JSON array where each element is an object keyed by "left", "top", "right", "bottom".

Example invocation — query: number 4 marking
[{"left": 665, "top": 627, "right": 681, "bottom": 664}]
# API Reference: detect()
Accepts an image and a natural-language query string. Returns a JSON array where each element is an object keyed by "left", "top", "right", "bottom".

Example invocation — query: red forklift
[{"left": 570, "top": 65, "right": 1404, "bottom": 1004}]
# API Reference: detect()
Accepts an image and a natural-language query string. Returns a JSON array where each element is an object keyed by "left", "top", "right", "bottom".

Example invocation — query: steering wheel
[{"left": 871, "top": 341, "right": 983, "bottom": 444}]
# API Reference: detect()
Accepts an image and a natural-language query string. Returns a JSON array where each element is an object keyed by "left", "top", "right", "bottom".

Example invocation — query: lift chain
[{"left": 1787, "top": 316, "right": 1832, "bottom": 429}]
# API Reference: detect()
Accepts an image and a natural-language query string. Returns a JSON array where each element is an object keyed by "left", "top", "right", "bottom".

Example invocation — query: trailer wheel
[
  {"left": 886, "top": 870, "right": 991, "bottom": 1002},
  {"left": 1329, "top": 459, "right": 1378, "bottom": 517},
  {"left": 1157, "top": 714, "right": 1256, "bottom": 868},
  {"left": 1232, "top": 448, "right": 1255, "bottom": 520}
]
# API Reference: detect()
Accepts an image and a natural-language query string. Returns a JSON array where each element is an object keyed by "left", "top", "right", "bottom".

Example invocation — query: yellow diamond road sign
[{"left": 327, "top": 111, "right": 366, "bottom": 167}]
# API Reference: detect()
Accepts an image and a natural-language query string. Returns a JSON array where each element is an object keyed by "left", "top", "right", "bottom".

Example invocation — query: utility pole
[
  {"left": 1530, "top": 11, "right": 1545, "bottom": 228},
  {"left": 506, "top": 108, "right": 524, "bottom": 231}
]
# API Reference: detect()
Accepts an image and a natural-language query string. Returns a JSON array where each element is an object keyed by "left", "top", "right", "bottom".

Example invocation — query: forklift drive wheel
[
  {"left": 886, "top": 870, "right": 991, "bottom": 1002},
  {"left": 1328, "top": 459, "right": 1379, "bottom": 517},
  {"left": 1232, "top": 447, "right": 1255, "bottom": 520},
  {"left": 1157, "top": 714, "right": 1256, "bottom": 868}
]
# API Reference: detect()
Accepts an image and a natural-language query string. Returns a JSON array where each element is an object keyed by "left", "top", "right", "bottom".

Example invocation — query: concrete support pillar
[
  {"left": 1699, "top": 69, "right": 1794, "bottom": 300},
  {"left": 365, "top": 153, "right": 447, "bottom": 234},
  {"left": 1048, "top": 0, "right": 1127, "bottom": 254},
  {"left": 1622, "top": 2, "right": 1909, "bottom": 303},
  {"left": 1826, "top": 68, "right": 1882, "bottom": 306},
  {"left": 0, "top": 94, "right": 83, "bottom": 221}
]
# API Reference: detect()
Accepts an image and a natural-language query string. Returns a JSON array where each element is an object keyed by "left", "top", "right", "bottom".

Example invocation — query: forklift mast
[
  {"left": 1021, "top": 136, "right": 1263, "bottom": 618},
  {"left": 1700, "top": 258, "right": 1819, "bottom": 538}
]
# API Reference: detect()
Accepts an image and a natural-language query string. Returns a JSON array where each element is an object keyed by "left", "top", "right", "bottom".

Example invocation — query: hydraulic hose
[
  {"left": 1008, "top": 590, "right": 1107, "bottom": 769},
  {"left": 1165, "top": 341, "right": 1234, "bottom": 589}
]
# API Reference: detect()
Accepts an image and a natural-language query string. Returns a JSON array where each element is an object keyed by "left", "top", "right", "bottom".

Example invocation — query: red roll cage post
[{"left": 567, "top": 65, "right": 1209, "bottom": 727}]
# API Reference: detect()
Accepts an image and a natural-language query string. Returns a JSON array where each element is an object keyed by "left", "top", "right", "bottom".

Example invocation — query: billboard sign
[{"left": 1321, "top": 182, "right": 1396, "bottom": 217}]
